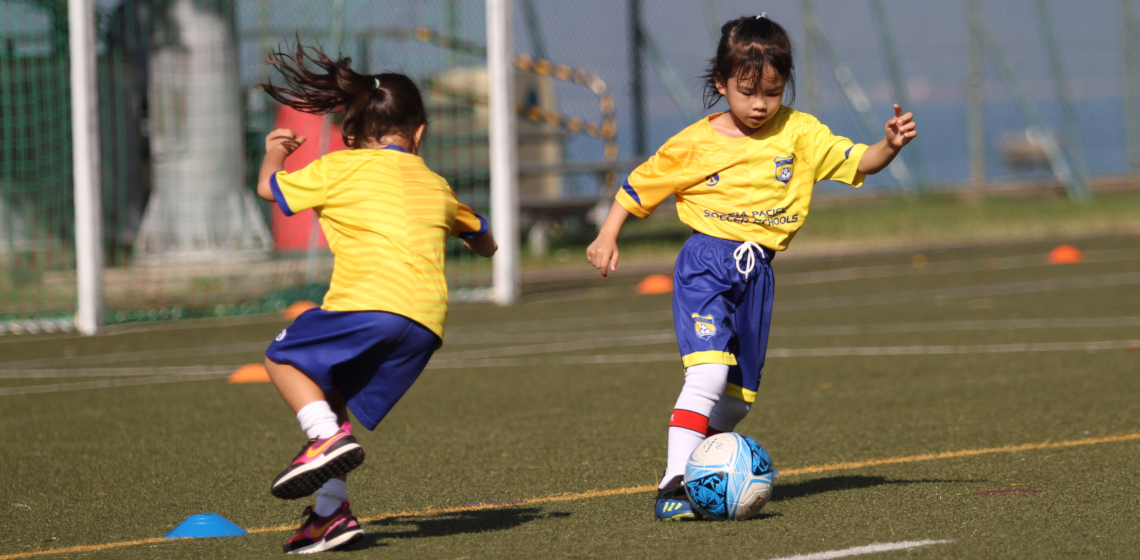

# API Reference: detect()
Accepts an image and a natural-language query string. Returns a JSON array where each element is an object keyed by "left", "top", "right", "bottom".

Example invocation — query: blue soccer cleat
[{"left": 654, "top": 476, "right": 701, "bottom": 521}]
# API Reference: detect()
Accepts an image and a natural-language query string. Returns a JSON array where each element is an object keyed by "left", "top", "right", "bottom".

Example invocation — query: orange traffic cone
[
  {"left": 228, "top": 364, "right": 271, "bottom": 384},
  {"left": 1048, "top": 244, "right": 1084, "bottom": 264},
  {"left": 637, "top": 274, "right": 674, "bottom": 294},
  {"left": 283, "top": 300, "right": 319, "bottom": 320},
  {"left": 270, "top": 106, "right": 348, "bottom": 252}
]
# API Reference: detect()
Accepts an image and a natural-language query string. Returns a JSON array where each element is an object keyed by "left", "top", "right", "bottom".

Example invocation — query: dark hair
[
  {"left": 257, "top": 40, "right": 427, "bottom": 149},
  {"left": 702, "top": 16, "right": 796, "bottom": 109}
]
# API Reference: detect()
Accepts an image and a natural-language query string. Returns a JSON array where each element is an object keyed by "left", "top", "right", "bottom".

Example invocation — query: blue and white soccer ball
[{"left": 684, "top": 432, "right": 775, "bottom": 520}]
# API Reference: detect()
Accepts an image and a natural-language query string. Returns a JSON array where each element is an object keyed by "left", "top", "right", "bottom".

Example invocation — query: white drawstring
[{"left": 733, "top": 241, "right": 765, "bottom": 279}]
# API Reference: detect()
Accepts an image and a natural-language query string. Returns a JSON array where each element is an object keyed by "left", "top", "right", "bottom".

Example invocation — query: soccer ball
[{"left": 684, "top": 432, "right": 775, "bottom": 520}]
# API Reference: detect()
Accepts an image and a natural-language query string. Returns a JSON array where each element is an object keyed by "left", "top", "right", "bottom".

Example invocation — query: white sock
[
  {"left": 709, "top": 395, "right": 752, "bottom": 433},
  {"left": 660, "top": 363, "right": 729, "bottom": 489},
  {"left": 296, "top": 401, "right": 340, "bottom": 440},
  {"left": 314, "top": 478, "right": 348, "bottom": 517}
]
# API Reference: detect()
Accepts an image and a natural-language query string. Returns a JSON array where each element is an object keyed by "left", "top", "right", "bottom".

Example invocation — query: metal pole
[
  {"left": 521, "top": 0, "right": 548, "bottom": 61},
  {"left": 642, "top": 30, "right": 699, "bottom": 123},
  {"left": 799, "top": 0, "right": 820, "bottom": 116},
  {"left": 629, "top": 0, "right": 646, "bottom": 156},
  {"left": 966, "top": 0, "right": 986, "bottom": 191},
  {"left": 869, "top": 0, "right": 922, "bottom": 189},
  {"left": 1122, "top": 0, "right": 1140, "bottom": 170},
  {"left": 307, "top": 0, "right": 345, "bottom": 284},
  {"left": 976, "top": 19, "right": 1079, "bottom": 198},
  {"left": 703, "top": 0, "right": 722, "bottom": 47},
  {"left": 1034, "top": 0, "right": 1090, "bottom": 199},
  {"left": 488, "top": 0, "right": 520, "bottom": 305},
  {"left": 802, "top": 5, "right": 916, "bottom": 196},
  {"left": 69, "top": 0, "right": 104, "bottom": 335}
]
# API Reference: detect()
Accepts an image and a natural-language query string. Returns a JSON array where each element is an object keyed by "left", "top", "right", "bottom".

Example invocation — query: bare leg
[
  {"left": 325, "top": 388, "right": 350, "bottom": 483},
  {"left": 265, "top": 357, "right": 326, "bottom": 414}
]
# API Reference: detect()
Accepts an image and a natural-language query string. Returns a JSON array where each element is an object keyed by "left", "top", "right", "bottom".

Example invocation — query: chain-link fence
[{"left": 2, "top": 0, "right": 1137, "bottom": 331}]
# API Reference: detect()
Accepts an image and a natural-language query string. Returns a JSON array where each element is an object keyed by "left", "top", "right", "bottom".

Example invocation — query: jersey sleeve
[
  {"left": 270, "top": 158, "right": 330, "bottom": 216},
  {"left": 616, "top": 140, "right": 701, "bottom": 218},
  {"left": 451, "top": 201, "right": 489, "bottom": 239},
  {"left": 803, "top": 119, "right": 869, "bottom": 187}
]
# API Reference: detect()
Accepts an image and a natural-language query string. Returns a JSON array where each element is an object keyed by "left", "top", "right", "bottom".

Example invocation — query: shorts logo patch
[
  {"left": 276, "top": 329, "right": 287, "bottom": 342},
  {"left": 705, "top": 173, "right": 720, "bottom": 186},
  {"left": 692, "top": 313, "right": 716, "bottom": 340},
  {"left": 774, "top": 155, "right": 795, "bottom": 184}
]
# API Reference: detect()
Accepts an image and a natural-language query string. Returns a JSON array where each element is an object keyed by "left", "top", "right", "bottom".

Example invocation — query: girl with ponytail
[
  {"left": 586, "top": 14, "right": 917, "bottom": 521},
  {"left": 253, "top": 41, "right": 496, "bottom": 553}
]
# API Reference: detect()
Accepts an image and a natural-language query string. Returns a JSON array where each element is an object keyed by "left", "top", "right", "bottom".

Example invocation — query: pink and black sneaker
[
  {"left": 271, "top": 423, "right": 365, "bottom": 500},
  {"left": 283, "top": 501, "right": 364, "bottom": 554}
]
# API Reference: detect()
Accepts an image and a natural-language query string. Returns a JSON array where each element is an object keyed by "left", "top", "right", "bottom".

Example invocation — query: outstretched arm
[
  {"left": 586, "top": 201, "right": 632, "bottom": 277},
  {"left": 463, "top": 231, "right": 497, "bottom": 257},
  {"left": 257, "top": 128, "right": 307, "bottom": 201},
  {"left": 857, "top": 104, "right": 917, "bottom": 175}
]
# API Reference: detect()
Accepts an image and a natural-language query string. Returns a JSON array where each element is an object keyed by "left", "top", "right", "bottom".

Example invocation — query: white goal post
[
  {"left": 69, "top": 0, "right": 104, "bottom": 335},
  {"left": 486, "top": 0, "right": 521, "bottom": 305}
]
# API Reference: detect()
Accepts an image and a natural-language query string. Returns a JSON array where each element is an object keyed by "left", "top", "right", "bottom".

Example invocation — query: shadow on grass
[
  {"left": 349, "top": 508, "right": 569, "bottom": 551},
  {"left": 772, "top": 475, "right": 973, "bottom": 503}
]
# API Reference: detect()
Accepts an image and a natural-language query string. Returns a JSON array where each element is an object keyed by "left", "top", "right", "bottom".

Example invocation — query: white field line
[
  {"left": 765, "top": 540, "right": 952, "bottom": 560},
  {"left": 447, "top": 310, "right": 672, "bottom": 336},
  {"left": 447, "top": 329, "right": 669, "bottom": 345},
  {"left": 778, "top": 247, "right": 1139, "bottom": 286},
  {"left": 778, "top": 271, "right": 1140, "bottom": 311},
  {"left": 434, "top": 333, "right": 676, "bottom": 361},
  {"left": 776, "top": 316, "right": 1140, "bottom": 336},
  {"left": 455, "top": 270, "right": 1140, "bottom": 335},
  {"left": 0, "top": 342, "right": 267, "bottom": 370},
  {"left": 0, "top": 372, "right": 231, "bottom": 396},
  {"left": 0, "top": 366, "right": 235, "bottom": 379},
  {"left": 448, "top": 316, "right": 1140, "bottom": 344},
  {"left": 427, "top": 339, "right": 1140, "bottom": 369}
]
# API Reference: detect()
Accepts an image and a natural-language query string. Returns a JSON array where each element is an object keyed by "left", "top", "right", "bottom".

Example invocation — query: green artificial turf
[{"left": 1, "top": 235, "right": 1139, "bottom": 559}]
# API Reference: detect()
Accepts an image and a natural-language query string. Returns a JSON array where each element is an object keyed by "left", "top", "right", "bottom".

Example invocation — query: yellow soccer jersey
[
  {"left": 270, "top": 145, "right": 486, "bottom": 339},
  {"left": 616, "top": 107, "right": 867, "bottom": 250}
]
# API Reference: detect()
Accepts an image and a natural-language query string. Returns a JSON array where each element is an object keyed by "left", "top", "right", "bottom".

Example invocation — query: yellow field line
[
  {"left": 776, "top": 432, "right": 1140, "bottom": 476},
  {"left": 3, "top": 432, "right": 1136, "bottom": 560}
]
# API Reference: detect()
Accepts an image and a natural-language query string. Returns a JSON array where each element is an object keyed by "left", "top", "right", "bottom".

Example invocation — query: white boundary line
[
  {"left": 777, "top": 316, "right": 1140, "bottom": 336},
  {"left": 779, "top": 271, "right": 1140, "bottom": 311},
  {"left": 0, "top": 373, "right": 231, "bottom": 396},
  {"left": 447, "top": 316, "right": 1140, "bottom": 344},
  {"left": 0, "top": 366, "right": 234, "bottom": 379},
  {"left": 765, "top": 540, "right": 951, "bottom": 560},
  {"left": 778, "top": 247, "right": 1139, "bottom": 286},
  {"left": 0, "top": 342, "right": 267, "bottom": 370},
  {"left": 428, "top": 339, "right": 1140, "bottom": 369}
]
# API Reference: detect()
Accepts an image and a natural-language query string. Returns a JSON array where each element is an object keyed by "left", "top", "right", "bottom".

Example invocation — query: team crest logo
[
  {"left": 774, "top": 155, "right": 795, "bottom": 184},
  {"left": 276, "top": 329, "right": 287, "bottom": 342},
  {"left": 705, "top": 173, "right": 720, "bottom": 186},
  {"left": 692, "top": 313, "right": 716, "bottom": 340}
]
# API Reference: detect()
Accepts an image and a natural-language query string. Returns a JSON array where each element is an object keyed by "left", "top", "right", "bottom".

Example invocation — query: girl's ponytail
[
  {"left": 257, "top": 40, "right": 427, "bottom": 149},
  {"left": 702, "top": 15, "right": 796, "bottom": 109}
]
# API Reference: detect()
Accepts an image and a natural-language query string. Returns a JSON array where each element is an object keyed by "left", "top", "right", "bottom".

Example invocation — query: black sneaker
[
  {"left": 282, "top": 502, "right": 364, "bottom": 554},
  {"left": 271, "top": 422, "right": 364, "bottom": 500},
  {"left": 654, "top": 475, "right": 701, "bottom": 521}
]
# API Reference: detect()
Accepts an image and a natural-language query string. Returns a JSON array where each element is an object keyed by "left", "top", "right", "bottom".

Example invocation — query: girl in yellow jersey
[
  {"left": 587, "top": 15, "right": 917, "bottom": 521},
  {"left": 252, "top": 42, "right": 496, "bottom": 553}
]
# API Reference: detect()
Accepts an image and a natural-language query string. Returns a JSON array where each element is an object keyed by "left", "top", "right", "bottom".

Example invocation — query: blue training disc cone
[{"left": 164, "top": 513, "right": 249, "bottom": 539}]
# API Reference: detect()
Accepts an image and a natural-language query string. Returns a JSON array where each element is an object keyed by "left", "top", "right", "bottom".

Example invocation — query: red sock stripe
[
  {"left": 669, "top": 409, "right": 710, "bottom": 435},
  {"left": 707, "top": 426, "right": 724, "bottom": 436}
]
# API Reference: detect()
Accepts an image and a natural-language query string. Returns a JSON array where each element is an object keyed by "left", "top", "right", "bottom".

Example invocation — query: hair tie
[
  {"left": 373, "top": 78, "right": 380, "bottom": 90},
  {"left": 756, "top": 13, "right": 768, "bottom": 19}
]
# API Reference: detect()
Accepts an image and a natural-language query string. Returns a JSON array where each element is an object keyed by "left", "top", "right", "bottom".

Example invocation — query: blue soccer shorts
[
  {"left": 672, "top": 232, "right": 775, "bottom": 403},
  {"left": 266, "top": 308, "right": 440, "bottom": 430}
]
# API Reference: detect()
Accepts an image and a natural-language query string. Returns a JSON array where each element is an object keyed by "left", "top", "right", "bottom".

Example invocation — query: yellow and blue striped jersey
[
  {"left": 270, "top": 145, "right": 486, "bottom": 339},
  {"left": 616, "top": 107, "right": 867, "bottom": 250}
]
